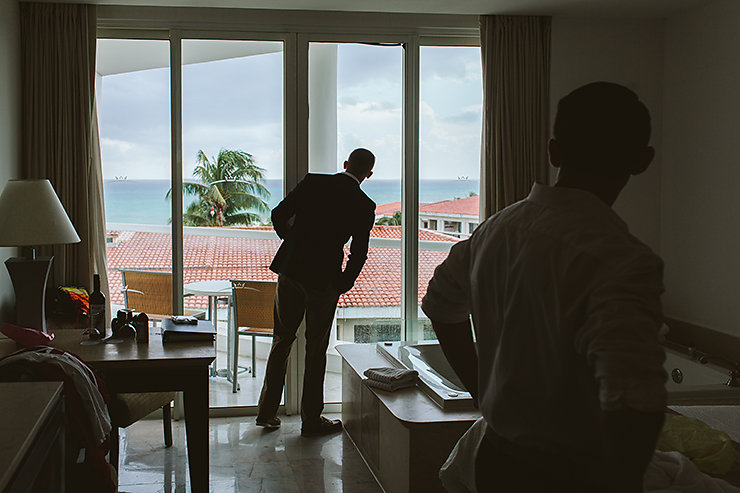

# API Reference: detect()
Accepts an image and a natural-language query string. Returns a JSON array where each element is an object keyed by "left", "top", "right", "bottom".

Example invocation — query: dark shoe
[
  {"left": 256, "top": 416, "right": 281, "bottom": 429},
  {"left": 301, "top": 416, "right": 342, "bottom": 437}
]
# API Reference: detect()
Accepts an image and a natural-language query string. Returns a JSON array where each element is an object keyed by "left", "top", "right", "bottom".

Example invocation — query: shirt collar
[
  {"left": 340, "top": 171, "right": 361, "bottom": 185},
  {"left": 527, "top": 183, "right": 628, "bottom": 232}
]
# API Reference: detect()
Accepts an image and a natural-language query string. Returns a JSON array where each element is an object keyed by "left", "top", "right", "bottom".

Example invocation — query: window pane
[
  {"left": 309, "top": 42, "right": 402, "bottom": 404},
  {"left": 97, "top": 38, "right": 172, "bottom": 336},
  {"left": 181, "top": 39, "right": 284, "bottom": 408},
  {"left": 417, "top": 46, "right": 482, "bottom": 338}
]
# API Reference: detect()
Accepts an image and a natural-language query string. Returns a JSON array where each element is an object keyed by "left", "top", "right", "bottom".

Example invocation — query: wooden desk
[
  {"left": 0, "top": 329, "right": 215, "bottom": 493},
  {"left": 0, "top": 382, "right": 65, "bottom": 493}
]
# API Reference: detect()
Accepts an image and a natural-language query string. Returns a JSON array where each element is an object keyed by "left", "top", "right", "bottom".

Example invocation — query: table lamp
[{"left": 0, "top": 179, "right": 81, "bottom": 333}]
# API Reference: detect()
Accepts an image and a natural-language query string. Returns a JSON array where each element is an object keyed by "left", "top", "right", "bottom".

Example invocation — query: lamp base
[{"left": 5, "top": 256, "right": 53, "bottom": 333}]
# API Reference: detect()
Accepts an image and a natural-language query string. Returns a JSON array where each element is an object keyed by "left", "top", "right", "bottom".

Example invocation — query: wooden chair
[
  {"left": 230, "top": 280, "right": 277, "bottom": 393},
  {"left": 120, "top": 269, "right": 205, "bottom": 322},
  {"left": 108, "top": 394, "right": 173, "bottom": 471},
  {"left": 111, "top": 269, "right": 203, "bottom": 470}
]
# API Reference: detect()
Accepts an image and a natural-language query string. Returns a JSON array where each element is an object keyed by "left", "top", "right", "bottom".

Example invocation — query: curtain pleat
[
  {"left": 20, "top": 3, "right": 109, "bottom": 305},
  {"left": 479, "top": 15, "right": 551, "bottom": 219}
]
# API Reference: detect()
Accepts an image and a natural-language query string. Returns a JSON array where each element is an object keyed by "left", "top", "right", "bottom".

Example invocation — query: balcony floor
[{"left": 209, "top": 349, "right": 342, "bottom": 409}]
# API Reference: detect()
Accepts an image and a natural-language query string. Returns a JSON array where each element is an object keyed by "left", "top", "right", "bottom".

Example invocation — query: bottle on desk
[
  {"left": 89, "top": 274, "right": 106, "bottom": 338},
  {"left": 134, "top": 312, "right": 149, "bottom": 343}
]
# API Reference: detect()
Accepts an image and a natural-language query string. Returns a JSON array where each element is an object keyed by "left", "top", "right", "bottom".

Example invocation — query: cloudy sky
[{"left": 98, "top": 42, "right": 482, "bottom": 182}]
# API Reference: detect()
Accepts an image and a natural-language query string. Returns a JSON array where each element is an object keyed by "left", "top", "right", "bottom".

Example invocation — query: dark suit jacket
[{"left": 269, "top": 173, "right": 376, "bottom": 293}]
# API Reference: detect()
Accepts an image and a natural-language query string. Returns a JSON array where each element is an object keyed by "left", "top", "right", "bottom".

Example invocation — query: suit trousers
[{"left": 257, "top": 274, "right": 340, "bottom": 424}]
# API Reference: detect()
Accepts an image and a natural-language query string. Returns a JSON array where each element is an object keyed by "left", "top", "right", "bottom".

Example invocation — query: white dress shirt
[
  {"left": 340, "top": 171, "right": 361, "bottom": 184},
  {"left": 422, "top": 183, "right": 666, "bottom": 455}
]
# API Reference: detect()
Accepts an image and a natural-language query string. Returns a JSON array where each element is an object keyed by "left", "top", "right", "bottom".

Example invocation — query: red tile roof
[
  {"left": 106, "top": 227, "right": 457, "bottom": 309},
  {"left": 369, "top": 225, "right": 457, "bottom": 242},
  {"left": 375, "top": 201, "right": 401, "bottom": 216},
  {"left": 420, "top": 195, "right": 479, "bottom": 216}
]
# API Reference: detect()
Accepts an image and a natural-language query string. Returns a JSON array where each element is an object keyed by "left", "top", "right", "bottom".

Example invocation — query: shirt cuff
[{"left": 599, "top": 376, "right": 667, "bottom": 412}]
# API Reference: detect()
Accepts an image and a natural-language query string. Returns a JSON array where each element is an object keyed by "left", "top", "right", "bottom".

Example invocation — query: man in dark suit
[{"left": 256, "top": 148, "right": 376, "bottom": 436}]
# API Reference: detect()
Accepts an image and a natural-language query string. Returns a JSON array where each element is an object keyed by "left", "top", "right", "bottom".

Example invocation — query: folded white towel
[
  {"left": 365, "top": 377, "right": 417, "bottom": 392},
  {"left": 364, "top": 367, "right": 418, "bottom": 383}
]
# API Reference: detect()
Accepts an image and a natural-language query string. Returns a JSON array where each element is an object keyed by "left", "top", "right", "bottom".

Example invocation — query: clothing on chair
[{"left": 0, "top": 346, "right": 115, "bottom": 492}]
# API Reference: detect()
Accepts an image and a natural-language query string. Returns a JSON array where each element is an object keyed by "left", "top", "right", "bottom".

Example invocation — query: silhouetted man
[
  {"left": 422, "top": 82, "right": 666, "bottom": 492},
  {"left": 257, "top": 148, "right": 376, "bottom": 436}
]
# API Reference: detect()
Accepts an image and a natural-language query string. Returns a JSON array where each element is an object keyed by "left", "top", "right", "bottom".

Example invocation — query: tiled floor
[
  {"left": 208, "top": 351, "right": 342, "bottom": 409},
  {"left": 118, "top": 413, "right": 383, "bottom": 492}
]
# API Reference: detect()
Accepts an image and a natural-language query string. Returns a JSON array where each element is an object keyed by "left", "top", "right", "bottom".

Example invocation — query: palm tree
[
  {"left": 167, "top": 149, "right": 270, "bottom": 227},
  {"left": 375, "top": 211, "right": 401, "bottom": 226}
]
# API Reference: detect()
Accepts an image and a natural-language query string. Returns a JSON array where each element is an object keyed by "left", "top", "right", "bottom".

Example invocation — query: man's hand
[
  {"left": 601, "top": 408, "right": 664, "bottom": 492},
  {"left": 431, "top": 318, "right": 479, "bottom": 404}
]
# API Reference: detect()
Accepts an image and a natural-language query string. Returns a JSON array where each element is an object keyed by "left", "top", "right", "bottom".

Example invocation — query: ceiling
[{"left": 32, "top": 0, "right": 712, "bottom": 18}]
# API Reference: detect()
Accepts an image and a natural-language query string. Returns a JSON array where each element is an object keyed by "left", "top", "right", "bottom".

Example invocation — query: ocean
[{"left": 104, "top": 178, "right": 480, "bottom": 225}]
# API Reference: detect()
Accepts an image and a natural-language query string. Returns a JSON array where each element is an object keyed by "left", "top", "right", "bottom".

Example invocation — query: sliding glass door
[
  {"left": 308, "top": 41, "right": 403, "bottom": 405},
  {"left": 417, "top": 46, "right": 482, "bottom": 337},
  {"left": 181, "top": 39, "right": 285, "bottom": 408},
  {"left": 96, "top": 38, "right": 173, "bottom": 335},
  {"left": 97, "top": 25, "right": 481, "bottom": 414}
]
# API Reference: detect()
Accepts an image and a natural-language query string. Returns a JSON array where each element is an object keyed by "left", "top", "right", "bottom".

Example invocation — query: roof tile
[{"left": 107, "top": 227, "right": 457, "bottom": 309}]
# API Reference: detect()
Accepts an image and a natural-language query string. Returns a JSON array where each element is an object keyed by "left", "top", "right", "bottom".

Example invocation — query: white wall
[
  {"left": 0, "top": 0, "right": 21, "bottom": 324},
  {"left": 550, "top": 17, "right": 665, "bottom": 252},
  {"left": 661, "top": 0, "right": 740, "bottom": 334}
]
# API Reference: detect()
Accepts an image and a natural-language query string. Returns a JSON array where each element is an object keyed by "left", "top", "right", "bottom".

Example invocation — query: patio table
[{"left": 184, "top": 280, "right": 232, "bottom": 379}]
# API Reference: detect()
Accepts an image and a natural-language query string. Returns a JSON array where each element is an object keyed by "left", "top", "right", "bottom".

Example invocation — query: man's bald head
[{"left": 345, "top": 148, "right": 375, "bottom": 180}]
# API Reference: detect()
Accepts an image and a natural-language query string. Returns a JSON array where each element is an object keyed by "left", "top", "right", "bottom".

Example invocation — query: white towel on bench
[
  {"left": 364, "top": 367, "right": 418, "bottom": 383},
  {"left": 363, "top": 367, "right": 418, "bottom": 391},
  {"left": 364, "top": 377, "right": 417, "bottom": 392}
]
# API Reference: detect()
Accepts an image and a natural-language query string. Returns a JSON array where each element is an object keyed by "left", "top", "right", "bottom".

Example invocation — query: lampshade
[{"left": 0, "top": 179, "right": 81, "bottom": 246}]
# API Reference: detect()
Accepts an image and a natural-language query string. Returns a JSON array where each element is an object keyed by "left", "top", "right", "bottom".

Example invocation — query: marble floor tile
[
  {"left": 118, "top": 414, "right": 382, "bottom": 493},
  {"left": 208, "top": 351, "right": 342, "bottom": 409}
]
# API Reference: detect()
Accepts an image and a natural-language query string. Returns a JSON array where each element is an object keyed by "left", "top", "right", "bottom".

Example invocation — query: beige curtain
[
  {"left": 479, "top": 15, "right": 551, "bottom": 219},
  {"left": 20, "top": 3, "right": 109, "bottom": 301}
]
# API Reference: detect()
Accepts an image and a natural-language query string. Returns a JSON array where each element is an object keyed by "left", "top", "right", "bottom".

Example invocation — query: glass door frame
[
  {"left": 96, "top": 22, "right": 480, "bottom": 416},
  {"left": 175, "top": 29, "right": 297, "bottom": 416},
  {"left": 297, "top": 33, "right": 414, "bottom": 410},
  {"left": 296, "top": 33, "right": 479, "bottom": 408},
  {"left": 97, "top": 27, "right": 298, "bottom": 416}
]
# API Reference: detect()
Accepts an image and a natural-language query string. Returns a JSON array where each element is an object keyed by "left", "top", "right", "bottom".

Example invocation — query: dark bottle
[
  {"left": 89, "top": 274, "right": 106, "bottom": 338},
  {"left": 134, "top": 312, "right": 149, "bottom": 343}
]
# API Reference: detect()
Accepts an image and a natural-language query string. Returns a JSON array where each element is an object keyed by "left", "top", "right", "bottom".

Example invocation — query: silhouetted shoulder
[
  {"left": 303, "top": 173, "right": 327, "bottom": 184},
  {"left": 361, "top": 193, "right": 375, "bottom": 211}
]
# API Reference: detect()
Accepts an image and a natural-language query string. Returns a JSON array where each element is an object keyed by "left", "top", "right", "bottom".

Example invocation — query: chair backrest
[
  {"left": 231, "top": 280, "right": 277, "bottom": 330},
  {"left": 121, "top": 270, "right": 173, "bottom": 316}
]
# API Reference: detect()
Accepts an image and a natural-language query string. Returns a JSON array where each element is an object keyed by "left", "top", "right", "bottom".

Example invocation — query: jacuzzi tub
[
  {"left": 377, "top": 341, "right": 473, "bottom": 409},
  {"left": 377, "top": 341, "right": 740, "bottom": 409}
]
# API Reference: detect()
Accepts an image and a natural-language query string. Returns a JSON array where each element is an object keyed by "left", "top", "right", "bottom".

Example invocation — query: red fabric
[{"left": 0, "top": 322, "right": 54, "bottom": 346}]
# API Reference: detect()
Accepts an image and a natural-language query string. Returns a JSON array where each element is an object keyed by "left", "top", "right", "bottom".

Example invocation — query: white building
[{"left": 376, "top": 195, "right": 480, "bottom": 239}]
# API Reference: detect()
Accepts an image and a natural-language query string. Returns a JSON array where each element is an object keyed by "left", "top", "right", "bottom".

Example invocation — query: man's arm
[
  {"left": 601, "top": 408, "right": 664, "bottom": 492},
  {"left": 421, "top": 239, "right": 476, "bottom": 400},
  {"left": 338, "top": 207, "right": 374, "bottom": 293},
  {"left": 431, "top": 318, "right": 479, "bottom": 405},
  {"left": 575, "top": 252, "right": 667, "bottom": 492},
  {"left": 271, "top": 176, "right": 308, "bottom": 239}
]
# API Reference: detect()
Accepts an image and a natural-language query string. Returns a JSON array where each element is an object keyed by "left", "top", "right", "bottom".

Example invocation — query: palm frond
[
  {"left": 226, "top": 211, "right": 263, "bottom": 227},
  {"left": 174, "top": 147, "right": 271, "bottom": 227}
]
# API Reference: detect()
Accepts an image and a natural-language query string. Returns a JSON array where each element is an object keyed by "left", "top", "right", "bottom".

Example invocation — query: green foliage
[
  {"left": 375, "top": 210, "right": 401, "bottom": 226},
  {"left": 167, "top": 149, "right": 270, "bottom": 227}
]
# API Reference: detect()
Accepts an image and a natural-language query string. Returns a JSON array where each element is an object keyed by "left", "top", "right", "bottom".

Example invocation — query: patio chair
[
  {"left": 230, "top": 280, "right": 277, "bottom": 393},
  {"left": 120, "top": 269, "right": 206, "bottom": 322}
]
